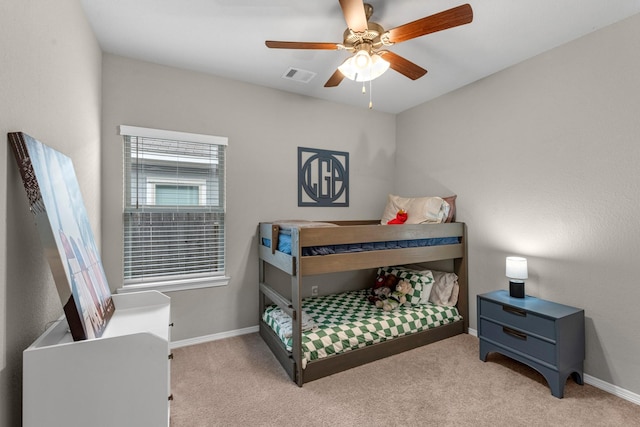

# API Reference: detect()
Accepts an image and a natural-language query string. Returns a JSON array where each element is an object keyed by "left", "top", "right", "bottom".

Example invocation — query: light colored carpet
[{"left": 170, "top": 333, "right": 639, "bottom": 426}]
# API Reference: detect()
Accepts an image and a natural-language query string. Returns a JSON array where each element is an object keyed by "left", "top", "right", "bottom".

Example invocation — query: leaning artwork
[{"left": 8, "top": 132, "right": 115, "bottom": 340}]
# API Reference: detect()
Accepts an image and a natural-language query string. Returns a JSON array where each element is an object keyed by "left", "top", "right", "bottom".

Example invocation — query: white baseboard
[
  {"left": 467, "top": 327, "right": 639, "bottom": 406},
  {"left": 583, "top": 374, "right": 640, "bottom": 405},
  {"left": 170, "top": 325, "right": 259, "bottom": 349}
]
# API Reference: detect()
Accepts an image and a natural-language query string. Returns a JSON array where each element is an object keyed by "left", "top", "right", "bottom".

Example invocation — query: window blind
[{"left": 121, "top": 126, "right": 226, "bottom": 284}]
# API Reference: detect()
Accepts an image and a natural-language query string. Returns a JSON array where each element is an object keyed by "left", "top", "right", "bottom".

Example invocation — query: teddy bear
[
  {"left": 378, "top": 280, "right": 412, "bottom": 311},
  {"left": 368, "top": 273, "right": 398, "bottom": 306}
]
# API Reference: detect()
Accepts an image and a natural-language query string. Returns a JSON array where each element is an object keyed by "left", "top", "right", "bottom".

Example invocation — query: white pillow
[
  {"left": 428, "top": 270, "right": 459, "bottom": 307},
  {"left": 380, "top": 194, "right": 450, "bottom": 225}
]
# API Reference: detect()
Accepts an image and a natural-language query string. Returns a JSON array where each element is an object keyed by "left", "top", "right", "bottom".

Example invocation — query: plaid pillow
[{"left": 377, "top": 266, "right": 435, "bottom": 305}]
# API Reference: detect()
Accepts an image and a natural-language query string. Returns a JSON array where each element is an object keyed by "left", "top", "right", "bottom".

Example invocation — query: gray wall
[
  {"left": 0, "top": 0, "right": 102, "bottom": 425},
  {"left": 396, "top": 13, "right": 640, "bottom": 395},
  {"left": 100, "top": 54, "right": 397, "bottom": 341}
]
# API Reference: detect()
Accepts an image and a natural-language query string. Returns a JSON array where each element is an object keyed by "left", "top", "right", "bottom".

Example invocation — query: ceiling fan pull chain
[
  {"left": 362, "top": 80, "right": 366, "bottom": 94},
  {"left": 369, "top": 78, "right": 373, "bottom": 109}
]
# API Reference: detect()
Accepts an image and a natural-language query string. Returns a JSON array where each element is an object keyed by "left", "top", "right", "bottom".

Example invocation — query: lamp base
[{"left": 509, "top": 281, "right": 525, "bottom": 298}]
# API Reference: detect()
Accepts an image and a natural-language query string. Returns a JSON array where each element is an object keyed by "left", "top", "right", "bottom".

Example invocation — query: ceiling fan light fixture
[{"left": 338, "top": 52, "right": 389, "bottom": 82}]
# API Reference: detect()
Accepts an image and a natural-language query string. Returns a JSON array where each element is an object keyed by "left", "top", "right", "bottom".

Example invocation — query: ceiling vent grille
[{"left": 281, "top": 67, "right": 316, "bottom": 83}]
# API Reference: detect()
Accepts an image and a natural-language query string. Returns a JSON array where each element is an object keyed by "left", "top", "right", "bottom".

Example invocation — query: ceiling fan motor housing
[{"left": 342, "top": 21, "right": 389, "bottom": 54}]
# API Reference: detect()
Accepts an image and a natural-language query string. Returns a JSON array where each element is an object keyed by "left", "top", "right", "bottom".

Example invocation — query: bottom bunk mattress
[{"left": 263, "top": 289, "right": 462, "bottom": 369}]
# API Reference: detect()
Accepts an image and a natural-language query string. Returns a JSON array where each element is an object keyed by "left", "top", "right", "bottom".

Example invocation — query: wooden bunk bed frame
[{"left": 258, "top": 220, "right": 468, "bottom": 386}]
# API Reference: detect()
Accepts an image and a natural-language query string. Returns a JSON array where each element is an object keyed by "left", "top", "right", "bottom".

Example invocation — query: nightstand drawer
[
  {"left": 480, "top": 318, "right": 556, "bottom": 365},
  {"left": 479, "top": 298, "right": 555, "bottom": 339}
]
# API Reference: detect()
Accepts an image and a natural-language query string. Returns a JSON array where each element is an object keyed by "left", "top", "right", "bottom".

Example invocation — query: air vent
[{"left": 281, "top": 67, "right": 316, "bottom": 83}]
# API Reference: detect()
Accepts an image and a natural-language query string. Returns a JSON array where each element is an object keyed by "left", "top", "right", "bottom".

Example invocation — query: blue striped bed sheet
[{"left": 262, "top": 232, "right": 459, "bottom": 256}]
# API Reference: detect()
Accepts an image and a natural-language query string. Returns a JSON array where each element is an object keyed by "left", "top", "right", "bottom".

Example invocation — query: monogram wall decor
[{"left": 298, "top": 147, "right": 349, "bottom": 207}]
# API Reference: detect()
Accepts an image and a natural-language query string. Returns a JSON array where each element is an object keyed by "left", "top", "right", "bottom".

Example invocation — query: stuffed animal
[
  {"left": 387, "top": 209, "right": 408, "bottom": 225},
  {"left": 368, "top": 273, "right": 398, "bottom": 306},
  {"left": 378, "top": 280, "right": 412, "bottom": 311}
]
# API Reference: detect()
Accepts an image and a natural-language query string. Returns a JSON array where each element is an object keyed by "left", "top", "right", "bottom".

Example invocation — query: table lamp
[{"left": 506, "top": 256, "right": 528, "bottom": 298}]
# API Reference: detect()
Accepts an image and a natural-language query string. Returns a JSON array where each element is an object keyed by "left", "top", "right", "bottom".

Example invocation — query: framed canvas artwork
[{"left": 8, "top": 132, "right": 115, "bottom": 340}]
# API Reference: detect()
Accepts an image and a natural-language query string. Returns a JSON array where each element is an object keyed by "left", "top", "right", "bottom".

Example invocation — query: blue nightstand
[{"left": 477, "top": 290, "right": 585, "bottom": 398}]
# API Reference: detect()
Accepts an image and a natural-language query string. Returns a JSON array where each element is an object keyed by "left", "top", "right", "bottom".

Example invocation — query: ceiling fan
[{"left": 265, "top": 0, "right": 473, "bottom": 87}]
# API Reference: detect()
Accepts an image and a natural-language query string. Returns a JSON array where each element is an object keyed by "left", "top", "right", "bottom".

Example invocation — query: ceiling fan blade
[
  {"left": 324, "top": 69, "right": 345, "bottom": 87},
  {"left": 386, "top": 3, "right": 473, "bottom": 44},
  {"left": 339, "top": 0, "right": 368, "bottom": 32},
  {"left": 265, "top": 41, "right": 340, "bottom": 50},
  {"left": 379, "top": 51, "right": 427, "bottom": 80}
]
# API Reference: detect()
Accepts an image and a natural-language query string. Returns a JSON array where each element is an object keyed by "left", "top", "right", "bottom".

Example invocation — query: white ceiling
[{"left": 81, "top": 0, "right": 640, "bottom": 114}]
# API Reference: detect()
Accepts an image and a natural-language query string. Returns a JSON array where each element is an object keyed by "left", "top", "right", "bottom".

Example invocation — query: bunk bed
[{"left": 258, "top": 220, "right": 468, "bottom": 386}]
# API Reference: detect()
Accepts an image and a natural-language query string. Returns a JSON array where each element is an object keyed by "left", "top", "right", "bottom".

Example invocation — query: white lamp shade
[
  {"left": 506, "top": 256, "right": 528, "bottom": 280},
  {"left": 338, "top": 53, "right": 390, "bottom": 82}
]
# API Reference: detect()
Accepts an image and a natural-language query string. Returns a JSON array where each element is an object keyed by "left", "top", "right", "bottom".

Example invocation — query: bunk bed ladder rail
[
  {"left": 257, "top": 223, "right": 305, "bottom": 385},
  {"left": 289, "top": 226, "right": 304, "bottom": 386}
]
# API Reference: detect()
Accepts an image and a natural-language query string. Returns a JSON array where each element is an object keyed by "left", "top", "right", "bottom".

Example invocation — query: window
[{"left": 119, "top": 125, "right": 228, "bottom": 292}]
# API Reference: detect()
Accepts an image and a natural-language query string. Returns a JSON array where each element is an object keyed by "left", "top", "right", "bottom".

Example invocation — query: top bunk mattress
[{"left": 261, "top": 221, "right": 460, "bottom": 256}]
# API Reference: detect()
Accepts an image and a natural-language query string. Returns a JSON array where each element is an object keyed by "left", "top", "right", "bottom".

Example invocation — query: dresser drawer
[
  {"left": 480, "top": 318, "right": 556, "bottom": 365},
  {"left": 479, "top": 298, "right": 555, "bottom": 340}
]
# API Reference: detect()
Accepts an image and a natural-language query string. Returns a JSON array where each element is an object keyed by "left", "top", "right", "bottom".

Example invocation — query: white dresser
[{"left": 23, "top": 291, "right": 172, "bottom": 427}]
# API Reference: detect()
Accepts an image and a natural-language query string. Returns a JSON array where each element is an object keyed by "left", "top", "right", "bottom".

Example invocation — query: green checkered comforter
[{"left": 263, "top": 289, "right": 462, "bottom": 368}]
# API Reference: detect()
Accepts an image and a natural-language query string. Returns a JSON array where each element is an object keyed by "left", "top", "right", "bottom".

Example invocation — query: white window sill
[{"left": 116, "top": 275, "right": 230, "bottom": 294}]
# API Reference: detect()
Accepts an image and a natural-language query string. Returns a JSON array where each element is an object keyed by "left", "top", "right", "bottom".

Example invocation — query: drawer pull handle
[
  {"left": 503, "top": 327, "right": 527, "bottom": 341},
  {"left": 502, "top": 305, "right": 527, "bottom": 317}
]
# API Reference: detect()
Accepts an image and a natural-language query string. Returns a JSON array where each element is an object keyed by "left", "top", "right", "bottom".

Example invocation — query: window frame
[
  {"left": 147, "top": 177, "right": 207, "bottom": 206},
  {"left": 116, "top": 125, "right": 230, "bottom": 294}
]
